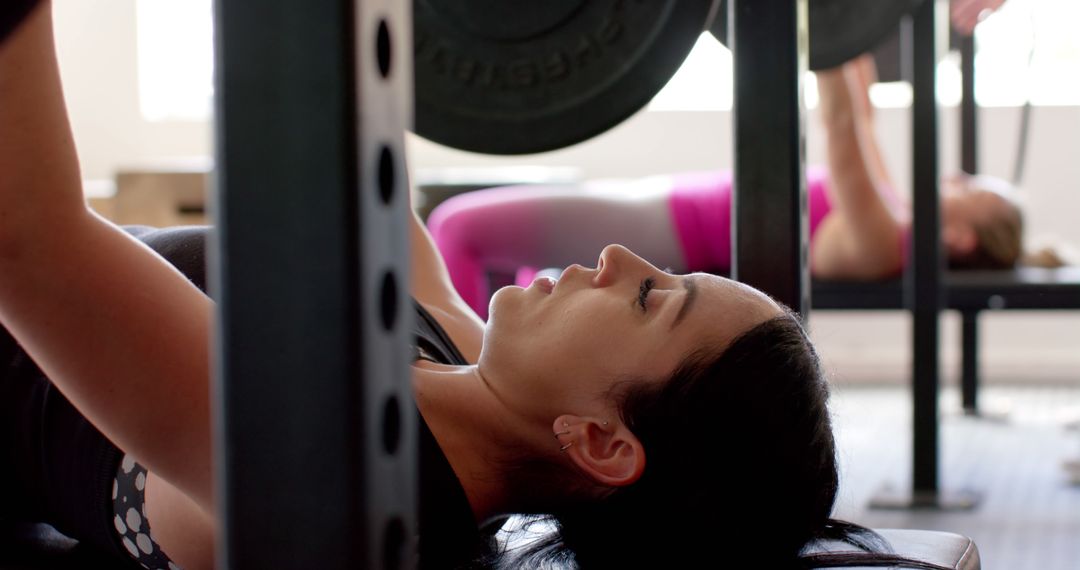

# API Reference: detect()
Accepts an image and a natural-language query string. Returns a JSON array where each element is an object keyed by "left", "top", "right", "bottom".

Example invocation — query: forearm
[
  {"left": 817, "top": 68, "right": 895, "bottom": 207},
  {"left": 816, "top": 69, "right": 904, "bottom": 277},
  {"left": 818, "top": 70, "right": 884, "bottom": 214},
  {"left": 0, "top": 216, "right": 215, "bottom": 512},
  {"left": 844, "top": 55, "right": 897, "bottom": 195},
  {"left": 0, "top": 4, "right": 215, "bottom": 512},
  {"left": 0, "top": 1, "right": 86, "bottom": 243}
]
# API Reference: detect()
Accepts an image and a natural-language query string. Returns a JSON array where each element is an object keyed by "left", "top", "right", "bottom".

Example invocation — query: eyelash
[{"left": 638, "top": 277, "right": 656, "bottom": 312}]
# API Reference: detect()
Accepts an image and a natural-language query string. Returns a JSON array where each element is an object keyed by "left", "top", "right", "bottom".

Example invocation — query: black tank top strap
[{"left": 412, "top": 301, "right": 469, "bottom": 366}]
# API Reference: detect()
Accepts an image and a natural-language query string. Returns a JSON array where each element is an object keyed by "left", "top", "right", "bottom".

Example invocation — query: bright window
[
  {"left": 134, "top": 1, "right": 1080, "bottom": 120},
  {"left": 972, "top": 0, "right": 1080, "bottom": 106},
  {"left": 648, "top": 34, "right": 734, "bottom": 112},
  {"left": 136, "top": 0, "right": 214, "bottom": 121},
  {"left": 650, "top": 0, "right": 1080, "bottom": 111}
]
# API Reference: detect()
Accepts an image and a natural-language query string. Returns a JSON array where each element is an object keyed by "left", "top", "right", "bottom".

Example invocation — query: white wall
[
  {"left": 53, "top": 0, "right": 1080, "bottom": 383},
  {"left": 53, "top": 0, "right": 211, "bottom": 184}
]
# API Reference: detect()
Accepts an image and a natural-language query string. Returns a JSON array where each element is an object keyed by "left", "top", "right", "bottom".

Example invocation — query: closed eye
[{"left": 638, "top": 277, "right": 656, "bottom": 312}]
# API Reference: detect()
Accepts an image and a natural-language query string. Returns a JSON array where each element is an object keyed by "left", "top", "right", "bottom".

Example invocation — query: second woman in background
[{"left": 428, "top": 57, "right": 1025, "bottom": 318}]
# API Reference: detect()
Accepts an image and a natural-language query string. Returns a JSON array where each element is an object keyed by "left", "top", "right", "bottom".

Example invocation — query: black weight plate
[
  {"left": 1, "top": 0, "right": 40, "bottom": 46},
  {"left": 414, "top": 0, "right": 719, "bottom": 155},
  {"left": 711, "top": 0, "right": 923, "bottom": 71}
]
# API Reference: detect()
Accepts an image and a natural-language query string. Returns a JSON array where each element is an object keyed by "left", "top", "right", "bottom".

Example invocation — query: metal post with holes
[
  {"left": 730, "top": 0, "right": 810, "bottom": 317},
  {"left": 212, "top": 0, "right": 416, "bottom": 568}
]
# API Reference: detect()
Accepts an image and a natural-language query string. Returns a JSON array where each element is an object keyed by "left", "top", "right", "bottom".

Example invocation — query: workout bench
[{"left": 814, "top": 268, "right": 1080, "bottom": 412}]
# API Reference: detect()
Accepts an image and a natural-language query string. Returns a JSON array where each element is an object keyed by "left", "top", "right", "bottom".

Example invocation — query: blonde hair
[
  {"left": 969, "top": 197, "right": 1024, "bottom": 268},
  {"left": 1020, "top": 243, "right": 1076, "bottom": 268},
  {"left": 960, "top": 185, "right": 1072, "bottom": 270},
  {"left": 950, "top": 190, "right": 1024, "bottom": 270}
]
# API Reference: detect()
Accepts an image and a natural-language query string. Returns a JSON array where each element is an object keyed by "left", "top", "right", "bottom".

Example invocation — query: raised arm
[
  {"left": 810, "top": 59, "right": 905, "bottom": 280},
  {"left": 0, "top": 2, "right": 214, "bottom": 513},
  {"left": 408, "top": 188, "right": 484, "bottom": 361}
]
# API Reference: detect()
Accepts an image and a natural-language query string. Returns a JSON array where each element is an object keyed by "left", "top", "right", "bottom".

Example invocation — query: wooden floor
[{"left": 831, "top": 384, "right": 1080, "bottom": 570}]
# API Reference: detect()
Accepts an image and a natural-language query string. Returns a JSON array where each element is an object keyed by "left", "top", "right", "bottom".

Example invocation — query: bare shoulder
[
  {"left": 410, "top": 211, "right": 484, "bottom": 362},
  {"left": 812, "top": 213, "right": 903, "bottom": 281}
]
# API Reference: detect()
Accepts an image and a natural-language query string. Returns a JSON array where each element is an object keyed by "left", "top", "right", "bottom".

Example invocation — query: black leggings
[{"left": 0, "top": 326, "right": 134, "bottom": 564}]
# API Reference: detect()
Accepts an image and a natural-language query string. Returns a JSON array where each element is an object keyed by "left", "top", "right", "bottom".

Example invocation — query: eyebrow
[{"left": 670, "top": 276, "right": 699, "bottom": 330}]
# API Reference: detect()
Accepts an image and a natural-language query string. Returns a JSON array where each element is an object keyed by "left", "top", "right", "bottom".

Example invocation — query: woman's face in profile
[{"left": 476, "top": 244, "right": 780, "bottom": 422}]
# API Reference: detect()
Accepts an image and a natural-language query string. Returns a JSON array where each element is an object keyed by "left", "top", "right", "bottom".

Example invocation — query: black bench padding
[{"left": 809, "top": 529, "right": 981, "bottom": 570}]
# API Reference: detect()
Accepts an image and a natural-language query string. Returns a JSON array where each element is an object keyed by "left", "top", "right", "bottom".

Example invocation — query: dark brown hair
[{"left": 485, "top": 313, "right": 952, "bottom": 569}]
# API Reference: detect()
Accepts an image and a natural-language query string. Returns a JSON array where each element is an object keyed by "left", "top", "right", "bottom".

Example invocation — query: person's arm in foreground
[
  {"left": 0, "top": 1, "right": 215, "bottom": 525},
  {"left": 811, "top": 58, "right": 905, "bottom": 280}
]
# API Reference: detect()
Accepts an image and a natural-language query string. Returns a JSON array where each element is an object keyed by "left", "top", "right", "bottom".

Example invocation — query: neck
[{"left": 412, "top": 361, "right": 563, "bottom": 522}]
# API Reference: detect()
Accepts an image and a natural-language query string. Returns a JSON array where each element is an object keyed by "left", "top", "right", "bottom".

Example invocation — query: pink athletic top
[{"left": 669, "top": 166, "right": 833, "bottom": 272}]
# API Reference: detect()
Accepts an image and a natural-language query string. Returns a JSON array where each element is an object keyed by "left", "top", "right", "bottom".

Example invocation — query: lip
[{"left": 532, "top": 276, "right": 556, "bottom": 295}]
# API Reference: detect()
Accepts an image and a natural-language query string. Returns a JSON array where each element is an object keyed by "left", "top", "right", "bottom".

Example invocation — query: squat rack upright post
[
  {"left": 959, "top": 31, "right": 981, "bottom": 413},
  {"left": 871, "top": 0, "right": 978, "bottom": 510},
  {"left": 211, "top": 1, "right": 418, "bottom": 568},
  {"left": 908, "top": 0, "right": 945, "bottom": 503},
  {"left": 864, "top": 0, "right": 947, "bottom": 509},
  {"left": 730, "top": 0, "right": 810, "bottom": 316}
]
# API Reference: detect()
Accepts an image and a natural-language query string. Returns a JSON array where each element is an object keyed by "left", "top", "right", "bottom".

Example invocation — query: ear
[
  {"left": 943, "top": 224, "right": 977, "bottom": 256},
  {"left": 553, "top": 415, "right": 645, "bottom": 488}
]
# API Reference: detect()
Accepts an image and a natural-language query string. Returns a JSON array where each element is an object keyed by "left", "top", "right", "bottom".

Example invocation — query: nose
[{"left": 595, "top": 244, "right": 656, "bottom": 287}]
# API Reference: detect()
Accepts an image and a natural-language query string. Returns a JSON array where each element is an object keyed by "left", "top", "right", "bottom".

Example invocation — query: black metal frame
[
  {"left": 730, "top": 0, "right": 810, "bottom": 317},
  {"left": 857, "top": 0, "right": 976, "bottom": 509},
  {"left": 212, "top": 1, "right": 416, "bottom": 568},
  {"left": 816, "top": 268, "right": 1080, "bottom": 419},
  {"left": 907, "top": 0, "right": 944, "bottom": 502},
  {"left": 870, "top": 0, "right": 977, "bottom": 509},
  {"left": 960, "top": 34, "right": 978, "bottom": 176},
  {"left": 959, "top": 32, "right": 979, "bottom": 412}
]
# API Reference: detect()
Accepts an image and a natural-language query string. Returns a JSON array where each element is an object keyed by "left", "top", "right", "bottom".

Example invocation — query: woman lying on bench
[
  {"left": 0, "top": 4, "right": 957, "bottom": 569},
  {"left": 427, "top": 56, "right": 1028, "bottom": 318}
]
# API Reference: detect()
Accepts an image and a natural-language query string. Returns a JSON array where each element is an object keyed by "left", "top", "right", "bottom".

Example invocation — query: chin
[{"left": 487, "top": 285, "right": 522, "bottom": 324}]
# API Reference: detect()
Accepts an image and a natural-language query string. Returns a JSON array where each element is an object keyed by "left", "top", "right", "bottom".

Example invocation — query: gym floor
[{"left": 831, "top": 384, "right": 1080, "bottom": 570}]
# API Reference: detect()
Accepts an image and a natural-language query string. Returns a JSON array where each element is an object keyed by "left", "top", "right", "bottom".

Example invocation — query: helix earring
[{"left": 559, "top": 441, "right": 575, "bottom": 452}]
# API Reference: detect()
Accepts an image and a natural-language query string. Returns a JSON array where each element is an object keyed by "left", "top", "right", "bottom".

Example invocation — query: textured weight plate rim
[
  {"left": 414, "top": 0, "right": 719, "bottom": 155},
  {"left": 809, "top": 0, "right": 923, "bottom": 70}
]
